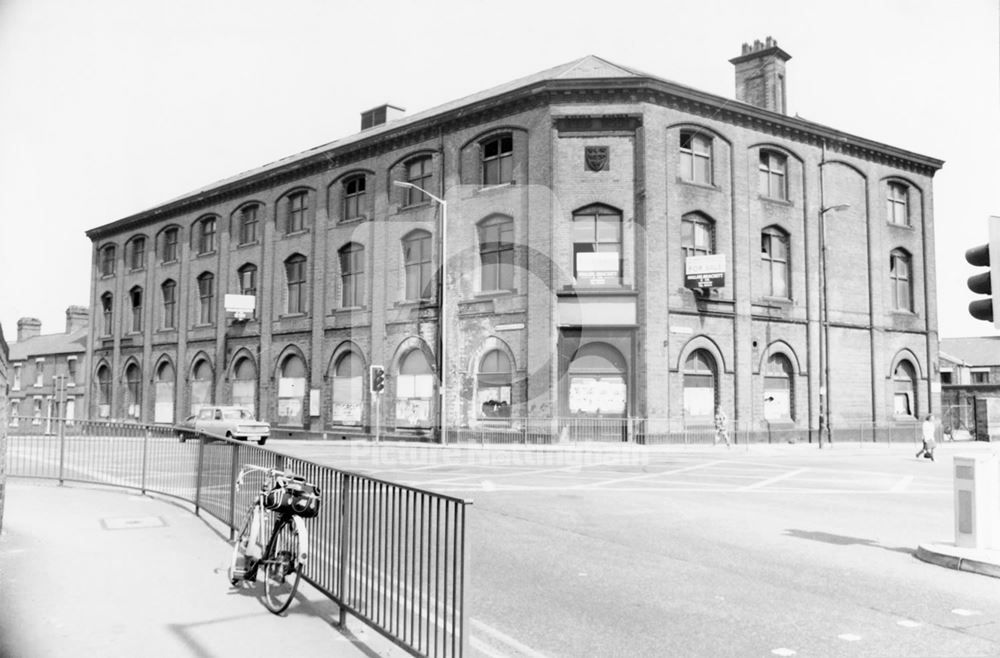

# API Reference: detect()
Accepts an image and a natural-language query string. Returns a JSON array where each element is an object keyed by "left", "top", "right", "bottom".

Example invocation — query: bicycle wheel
[
  {"left": 261, "top": 516, "right": 302, "bottom": 614},
  {"left": 228, "top": 506, "right": 257, "bottom": 585}
]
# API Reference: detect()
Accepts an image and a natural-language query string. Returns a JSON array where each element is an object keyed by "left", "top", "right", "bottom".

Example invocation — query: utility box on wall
[{"left": 953, "top": 455, "right": 1000, "bottom": 549}]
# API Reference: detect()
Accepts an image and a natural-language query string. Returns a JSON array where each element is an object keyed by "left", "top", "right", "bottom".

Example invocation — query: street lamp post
[
  {"left": 818, "top": 203, "right": 850, "bottom": 449},
  {"left": 393, "top": 181, "right": 449, "bottom": 444}
]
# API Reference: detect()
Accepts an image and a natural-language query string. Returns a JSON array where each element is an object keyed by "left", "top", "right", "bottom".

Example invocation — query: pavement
[{"left": 0, "top": 480, "right": 402, "bottom": 658}]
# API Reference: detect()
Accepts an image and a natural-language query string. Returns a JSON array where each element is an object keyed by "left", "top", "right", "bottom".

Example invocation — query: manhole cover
[{"left": 100, "top": 516, "right": 166, "bottom": 530}]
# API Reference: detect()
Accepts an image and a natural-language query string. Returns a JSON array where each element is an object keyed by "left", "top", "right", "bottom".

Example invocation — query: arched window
[
  {"left": 758, "top": 150, "right": 787, "bottom": 200},
  {"left": 197, "top": 272, "right": 214, "bottom": 324},
  {"left": 237, "top": 204, "right": 259, "bottom": 245},
  {"left": 96, "top": 364, "right": 112, "bottom": 418},
  {"left": 763, "top": 353, "right": 794, "bottom": 421},
  {"left": 572, "top": 204, "right": 622, "bottom": 287},
  {"left": 101, "top": 293, "right": 113, "bottom": 336},
  {"left": 285, "top": 254, "right": 307, "bottom": 314},
  {"left": 396, "top": 349, "right": 434, "bottom": 427},
  {"left": 332, "top": 351, "right": 364, "bottom": 425},
  {"left": 161, "top": 227, "right": 179, "bottom": 263},
  {"left": 567, "top": 343, "right": 627, "bottom": 417},
  {"left": 231, "top": 357, "right": 257, "bottom": 416},
  {"left": 887, "top": 182, "right": 909, "bottom": 226},
  {"left": 100, "top": 244, "right": 116, "bottom": 276},
  {"left": 402, "top": 157, "right": 432, "bottom": 205},
  {"left": 890, "top": 250, "right": 912, "bottom": 311},
  {"left": 127, "top": 236, "right": 146, "bottom": 270},
  {"left": 479, "top": 216, "right": 514, "bottom": 292},
  {"left": 196, "top": 217, "right": 216, "bottom": 254},
  {"left": 339, "top": 243, "right": 365, "bottom": 308},
  {"left": 343, "top": 176, "right": 367, "bottom": 221},
  {"left": 154, "top": 361, "right": 175, "bottom": 423},
  {"left": 160, "top": 280, "right": 176, "bottom": 329},
  {"left": 237, "top": 263, "right": 257, "bottom": 297},
  {"left": 893, "top": 361, "right": 917, "bottom": 418},
  {"left": 761, "top": 227, "right": 790, "bottom": 298},
  {"left": 683, "top": 349, "right": 717, "bottom": 422},
  {"left": 125, "top": 363, "right": 142, "bottom": 420},
  {"left": 478, "top": 350, "right": 513, "bottom": 418},
  {"left": 129, "top": 286, "right": 143, "bottom": 333},
  {"left": 482, "top": 134, "right": 513, "bottom": 186},
  {"left": 286, "top": 191, "right": 308, "bottom": 233},
  {"left": 403, "top": 231, "right": 433, "bottom": 300},
  {"left": 190, "top": 359, "right": 213, "bottom": 415},
  {"left": 679, "top": 131, "right": 712, "bottom": 184},
  {"left": 277, "top": 354, "right": 307, "bottom": 427},
  {"left": 681, "top": 213, "right": 714, "bottom": 257}
]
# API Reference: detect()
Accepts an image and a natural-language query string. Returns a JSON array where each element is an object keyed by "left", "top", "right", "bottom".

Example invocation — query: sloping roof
[
  {"left": 9, "top": 328, "right": 88, "bottom": 361},
  {"left": 938, "top": 337, "right": 1000, "bottom": 367},
  {"left": 86, "top": 54, "right": 944, "bottom": 239}
]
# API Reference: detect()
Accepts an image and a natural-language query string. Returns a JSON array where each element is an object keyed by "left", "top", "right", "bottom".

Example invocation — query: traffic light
[
  {"left": 966, "top": 216, "right": 1000, "bottom": 328},
  {"left": 370, "top": 365, "right": 385, "bottom": 393}
]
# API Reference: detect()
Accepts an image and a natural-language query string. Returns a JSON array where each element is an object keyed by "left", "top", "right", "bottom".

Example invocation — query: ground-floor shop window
[
  {"left": 395, "top": 350, "right": 434, "bottom": 427},
  {"left": 277, "top": 354, "right": 307, "bottom": 427}
]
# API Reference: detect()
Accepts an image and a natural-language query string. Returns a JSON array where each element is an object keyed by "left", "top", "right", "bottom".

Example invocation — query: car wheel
[{"left": 257, "top": 438, "right": 267, "bottom": 446}]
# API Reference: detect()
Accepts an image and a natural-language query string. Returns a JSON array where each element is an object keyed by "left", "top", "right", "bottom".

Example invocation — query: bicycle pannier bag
[{"left": 264, "top": 480, "right": 321, "bottom": 518}]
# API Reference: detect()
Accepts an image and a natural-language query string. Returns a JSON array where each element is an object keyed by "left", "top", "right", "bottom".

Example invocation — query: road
[{"left": 277, "top": 441, "right": 1000, "bottom": 658}]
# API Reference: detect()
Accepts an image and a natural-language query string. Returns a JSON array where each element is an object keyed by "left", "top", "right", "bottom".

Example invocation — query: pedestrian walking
[
  {"left": 714, "top": 406, "right": 730, "bottom": 447},
  {"left": 916, "top": 414, "right": 937, "bottom": 461}
]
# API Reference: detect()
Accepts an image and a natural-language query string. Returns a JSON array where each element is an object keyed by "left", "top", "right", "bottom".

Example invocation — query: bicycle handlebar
[{"left": 235, "top": 464, "right": 305, "bottom": 491}]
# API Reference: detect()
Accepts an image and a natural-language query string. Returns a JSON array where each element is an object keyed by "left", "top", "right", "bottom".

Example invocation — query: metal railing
[
  {"left": 6, "top": 416, "right": 470, "bottom": 658},
  {"left": 447, "top": 417, "right": 927, "bottom": 447}
]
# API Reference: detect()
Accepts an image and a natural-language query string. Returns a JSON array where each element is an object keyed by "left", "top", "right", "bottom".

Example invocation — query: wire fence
[{"left": 6, "top": 416, "right": 470, "bottom": 658}]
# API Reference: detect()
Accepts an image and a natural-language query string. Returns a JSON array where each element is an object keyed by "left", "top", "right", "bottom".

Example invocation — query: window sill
[
  {"left": 759, "top": 296, "right": 793, "bottom": 305},
  {"left": 337, "top": 215, "right": 367, "bottom": 225},
  {"left": 100, "top": 273, "right": 116, "bottom": 279},
  {"left": 398, "top": 201, "right": 433, "bottom": 213},
  {"left": 160, "top": 259, "right": 178, "bottom": 266},
  {"left": 475, "top": 289, "right": 517, "bottom": 299},
  {"left": 476, "top": 181, "right": 516, "bottom": 194},
  {"left": 195, "top": 250, "right": 217, "bottom": 258},
  {"left": 558, "top": 286, "right": 636, "bottom": 297},
  {"left": 191, "top": 323, "right": 215, "bottom": 329},
  {"left": 128, "top": 267, "right": 146, "bottom": 273},
  {"left": 395, "top": 299, "right": 437, "bottom": 309},
  {"left": 236, "top": 240, "right": 260, "bottom": 249},
  {"left": 890, "top": 309, "right": 917, "bottom": 317},
  {"left": 279, "top": 313, "right": 309, "bottom": 320},
  {"left": 758, "top": 195, "right": 793, "bottom": 207},
  {"left": 331, "top": 306, "right": 366, "bottom": 313},
  {"left": 887, "top": 221, "right": 913, "bottom": 230},
  {"left": 283, "top": 229, "right": 310, "bottom": 238},
  {"left": 676, "top": 178, "right": 718, "bottom": 191}
]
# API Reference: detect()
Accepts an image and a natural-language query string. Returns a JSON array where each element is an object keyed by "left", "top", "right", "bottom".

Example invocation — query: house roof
[
  {"left": 86, "top": 54, "right": 945, "bottom": 240},
  {"left": 938, "top": 337, "right": 1000, "bottom": 368},
  {"left": 9, "top": 328, "right": 88, "bottom": 362}
]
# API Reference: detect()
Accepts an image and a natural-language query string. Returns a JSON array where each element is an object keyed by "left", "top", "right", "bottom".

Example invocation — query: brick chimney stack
[
  {"left": 65, "top": 306, "right": 89, "bottom": 333},
  {"left": 16, "top": 317, "right": 41, "bottom": 342},
  {"left": 729, "top": 36, "right": 791, "bottom": 114}
]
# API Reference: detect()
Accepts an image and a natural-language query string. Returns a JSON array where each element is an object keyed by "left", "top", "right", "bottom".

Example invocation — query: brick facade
[{"left": 84, "top": 50, "right": 942, "bottom": 438}]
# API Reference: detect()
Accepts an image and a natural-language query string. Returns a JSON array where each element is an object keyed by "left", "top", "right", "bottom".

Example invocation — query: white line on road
[
  {"left": 897, "top": 619, "right": 922, "bottom": 628},
  {"left": 741, "top": 468, "right": 807, "bottom": 491},
  {"left": 838, "top": 633, "right": 862, "bottom": 642},
  {"left": 890, "top": 475, "right": 914, "bottom": 492},
  {"left": 771, "top": 649, "right": 796, "bottom": 656},
  {"left": 577, "top": 460, "right": 727, "bottom": 488},
  {"left": 471, "top": 619, "right": 550, "bottom": 658},
  {"left": 952, "top": 608, "right": 982, "bottom": 616}
]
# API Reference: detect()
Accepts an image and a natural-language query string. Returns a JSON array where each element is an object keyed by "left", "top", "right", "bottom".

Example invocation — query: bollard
[{"left": 953, "top": 455, "right": 1000, "bottom": 550}]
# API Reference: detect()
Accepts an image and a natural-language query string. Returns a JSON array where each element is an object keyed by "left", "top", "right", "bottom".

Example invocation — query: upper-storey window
[
  {"left": 758, "top": 151, "right": 787, "bottom": 200},
  {"left": 403, "top": 230, "right": 434, "bottom": 300},
  {"left": 101, "top": 293, "right": 113, "bottom": 336},
  {"left": 161, "top": 280, "right": 176, "bottom": 329},
  {"left": 162, "top": 227, "right": 179, "bottom": 263},
  {"left": 34, "top": 359, "right": 43, "bottom": 387},
  {"left": 197, "top": 272, "right": 214, "bottom": 324},
  {"left": 238, "top": 205, "right": 259, "bottom": 245},
  {"left": 402, "top": 157, "right": 432, "bottom": 206},
  {"left": 681, "top": 213, "right": 714, "bottom": 257},
  {"left": 482, "top": 134, "right": 513, "bottom": 186},
  {"left": 339, "top": 243, "right": 365, "bottom": 308},
  {"left": 679, "top": 131, "right": 712, "bottom": 185},
  {"left": 572, "top": 204, "right": 622, "bottom": 287},
  {"left": 100, "top": 245, "right": 116, "bottom": 276},
  {"left": 12, "top": 363, "right": 21, "bottom": 390},
  {"left": 479, "top": 216, "right": 514, "bottom": 292},
  {"left": 196, "top": 217, "right": 216, "bottom": 255},
  {"left": 237, "top": 263, "right": 257, "bottom": 296},
  {"left": 287, "top": 192, "right": 307, "bottom": 233},
  {"left": 343, "top": 176, "right": 366, "bottom": 221},
  {"left": 761, "top": 227, "right": 790, "bottom": 298},
  {"left": 887, "top": 182, "right": 909, "bottom": 226},
  {"left": 128, "top": 237, "right": 146, "bottom": 270},
  {"left": 890, "top": 249, "right": 913, "bottom": 312},
  {"left": 129, "top": 286, "right": 143, "bottom": 333},
  {"left": 284, "top": 254, "right": 307, "bottom": 314}
]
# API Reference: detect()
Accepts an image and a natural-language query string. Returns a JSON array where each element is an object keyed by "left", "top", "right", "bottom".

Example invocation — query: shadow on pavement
[{"left": 784, "top": 529, "right": 915, "bottom": 555}]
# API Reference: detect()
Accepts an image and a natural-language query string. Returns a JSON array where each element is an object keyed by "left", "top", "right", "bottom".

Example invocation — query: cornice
[{"left": 87, "top": 75, "right": 943, "bottom": 240}]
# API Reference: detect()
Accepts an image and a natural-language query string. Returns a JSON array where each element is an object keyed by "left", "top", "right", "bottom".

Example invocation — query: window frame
[
  {"left": 761, "top": 227, "right": 790, "bottom": 298},
  {"left": 402, "top": 157, "right": 432, "bottom": 206},
  {"left": 481, "top": 134, "right": 514, "bottom": 187},
  {"left": 890, "top": 249, "right": 913, "bottom": 312},
  {"left": 129, "top": 286, "right": 143, "bottom": 334},
  {"left": 572, "top": 204, "right": 623, "bottom": 287},
  {"left": 402, "top": 230, "right": 434, "bottom": 301},
  {"left": 758, "top": 150, "right": 788, "bottom": 200},
  {"left": 284, "top": 254, "right": 308, "bottom": 315},
  {"left": 197, "top": 217, "right": 216, "bottom": 255},
  {"left": 128, "top": 236, "right": 146, "bottom": 271},
  {"left": 161, "top": 280, "right": 176, "bottom": 329},
  {"left": 681, "top": 213, "right": 715, "bottom": 258},
  {"left": 339, "top": 243, "right": 365, "bottom": 308},
  {"left": 477, "top": 349, "right": 513, "bottom": 419},
  {"left": 679, "top": 130, "right": 713, "bottom": 185},
  {"left": 238, "top": 205, "right": 259, "bottom": 245},
  {"left": 197, "top": 272, "right": 215, "bottom": 325},
  {"left": 100, "top": 245, "right": 116, "bottom": 277},
  {"left": 287, "top": 191, "right": 308, "bottom": 234},
  {"left": 893, "top": 361, "right": 918, "bottom": 418},
  {"left": 101, "top": 292, "right": 113, "bottom": 336},
  {"left": 162, "top": 227, "right": 179, "bottom": 263},
  {"left": 887, "top": 182, "right": 910, "bottom": 227},
  {"left": 479, "top": 216, "right": 515, "bottom": 292},
  {"left": 342, "top": 176, "right": 367, "bottom": 221}
]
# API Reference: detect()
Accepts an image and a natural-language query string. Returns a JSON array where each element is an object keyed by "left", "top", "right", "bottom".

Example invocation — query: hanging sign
[{"left": 685, "top": 254, "right": 726, "bottom": 290}]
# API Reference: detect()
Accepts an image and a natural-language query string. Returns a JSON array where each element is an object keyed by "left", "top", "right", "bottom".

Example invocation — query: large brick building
[{"left": 84, "top": 41, "right": 943, "bottom": 440}]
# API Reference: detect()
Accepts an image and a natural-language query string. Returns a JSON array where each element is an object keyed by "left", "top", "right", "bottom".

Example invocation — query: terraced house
[{"left": 84, "top": 40, "right": 942, "bottom": 441}]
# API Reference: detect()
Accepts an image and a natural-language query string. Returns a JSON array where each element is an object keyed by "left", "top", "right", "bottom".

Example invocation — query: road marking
[
  {"left": 897, "top": 619, "right": 922, "bottom": 628},
  {"left": 838, "top": 633, "right": 861, "bottom": 642},
  {"left": 771, "top": 649, "right": 796, "bottom": 656},
  {"left": 470, "top": 636, "right": 512, "bottom": 658},
  {"left": 580, "top": 460, "right": 727, "bottom": 488},
  {"left": 471, "top": 619, "right": 550, "bottom": 658},
  {"left": 740, "top": 468, "right": 807, "bottom": 490},
  {"left": 890, "top": 475, "right": 914, "bottom": 492},
  {"left": 952, "top": 609, "right": 982, "bottom": 616}
]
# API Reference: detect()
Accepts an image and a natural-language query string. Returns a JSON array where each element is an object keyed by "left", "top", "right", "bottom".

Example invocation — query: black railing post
[
  {"left": 140, "top": 428, "right": 150, "bottom": 494},
  {"left": 194, "top": 434, "right": 206, "bottom": 516},
  {"left": 338, "top": 472, "right": 352, "bottom": 627},
  {"left": 228, "top": 443, "right": 240, "bottom": 541},
  {"left": 57, "top": 415, "right": 66, "bottom": 486}
]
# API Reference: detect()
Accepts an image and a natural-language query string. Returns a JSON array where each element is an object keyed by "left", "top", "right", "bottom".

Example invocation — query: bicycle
[{"left": 228, "top": 464, "right": 321, "bottom": 614}]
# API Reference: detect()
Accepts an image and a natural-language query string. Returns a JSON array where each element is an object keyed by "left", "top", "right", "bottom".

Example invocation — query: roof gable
[{"left": 938, "top": 337, "right": 1000, "bottom": 367}]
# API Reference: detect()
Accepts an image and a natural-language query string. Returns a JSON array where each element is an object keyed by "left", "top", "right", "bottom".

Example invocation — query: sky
[{"left": 1, "top": 0, "right": 998, "bottom": 342}]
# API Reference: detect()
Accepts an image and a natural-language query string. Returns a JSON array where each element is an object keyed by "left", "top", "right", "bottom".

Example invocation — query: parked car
[{"left": 177, "top": 406, "right": 270, "bottom": 445}]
